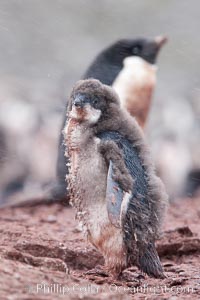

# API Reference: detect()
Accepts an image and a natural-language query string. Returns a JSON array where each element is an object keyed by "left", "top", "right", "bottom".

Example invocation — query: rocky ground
[{"left": 0, "top": 197, "right": 199, "bottom": 300}]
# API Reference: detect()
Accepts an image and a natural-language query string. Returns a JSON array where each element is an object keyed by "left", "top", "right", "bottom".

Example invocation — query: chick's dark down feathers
[{"left": 98, "top": 131, "right": 164, "bottom": 278}]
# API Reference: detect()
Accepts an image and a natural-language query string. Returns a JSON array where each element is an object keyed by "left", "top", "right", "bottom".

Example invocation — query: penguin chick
[
  {"left": 64, "top": 79, "right": 168, "bottom": 279},
  {"left": 57, "top": 36, "right": 167, "bottom": 202},
  {"left": 112, "top": 36, "right": 167, "bottom": 128}
]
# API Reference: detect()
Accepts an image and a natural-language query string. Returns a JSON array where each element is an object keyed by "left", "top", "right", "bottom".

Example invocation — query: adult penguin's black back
[
  {"left": 55, "top": 37, "right": 167, "bottom": 202},
  {"left": 183, "top": 169, "right": 200, "bottom": 198}
]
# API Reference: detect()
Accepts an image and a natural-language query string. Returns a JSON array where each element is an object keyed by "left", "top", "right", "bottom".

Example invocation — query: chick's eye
[
  {"left": 93, "top": 98, "right": 98, "bottom": 105},
  {"left": 132, "top": 45, "right": 142, "bottom": 55}
]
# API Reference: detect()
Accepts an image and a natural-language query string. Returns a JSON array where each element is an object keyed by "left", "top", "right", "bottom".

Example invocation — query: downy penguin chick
[{"left": 64, "top": 79, "right": 168, "bottom": 279}]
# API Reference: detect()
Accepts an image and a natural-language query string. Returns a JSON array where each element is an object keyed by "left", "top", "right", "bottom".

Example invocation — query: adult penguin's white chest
[{"left": 112, "top": 56, "right": 157, "bottom": 128}]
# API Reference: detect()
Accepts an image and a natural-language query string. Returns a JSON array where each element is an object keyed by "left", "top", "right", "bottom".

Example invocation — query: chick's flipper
[{"left": 106, "top": 160, "right": 132, "bottom": 228}]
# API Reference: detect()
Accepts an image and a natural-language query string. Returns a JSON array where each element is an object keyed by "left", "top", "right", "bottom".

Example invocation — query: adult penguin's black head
[
  {"left": 102, "top": 36, "right": 167, "bottom": 65},
  {"left": 83, "top": 36, "right": 167, "bottom": 85}
]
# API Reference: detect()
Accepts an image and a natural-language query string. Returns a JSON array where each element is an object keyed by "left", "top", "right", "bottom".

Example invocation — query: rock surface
[{"left": 0, "top": 197, "right": 200, "bottom": 299}]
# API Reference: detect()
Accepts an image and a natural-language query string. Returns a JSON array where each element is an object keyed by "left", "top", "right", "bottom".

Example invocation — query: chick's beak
[{"left": 73, "top": 95, "right": 86, "bottom": 108}]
